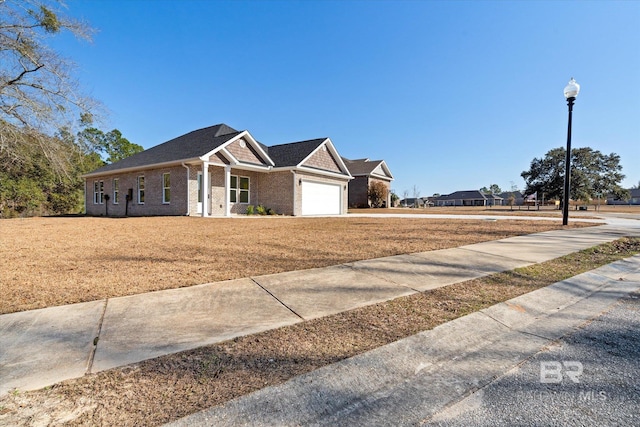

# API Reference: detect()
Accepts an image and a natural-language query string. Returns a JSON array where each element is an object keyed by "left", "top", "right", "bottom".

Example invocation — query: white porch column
[
  {"left": 291, "top": 171, "right": 297, "bottom": 216},
  {"left": 224, "top": 165, "right": 231, "bottom": 217},
  {"left": 202, "top": 161, "right": 209, "bottom": 217}
]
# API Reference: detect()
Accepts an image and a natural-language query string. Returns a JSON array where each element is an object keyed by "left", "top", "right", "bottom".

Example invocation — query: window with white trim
[
  {"left": 230, "top": 175, "right": 249, "bottom": 203},
  {"left": 93, "top": 180, "right": 104, "bottom": 204},
  {"left": 113, "top": 178, "right": 119, "bottom": 204},
  {"left": 137, "top": 176, "right": 145, "bottom": 204},
  {"left": 162, "top": 173, "right": 170, "bottom": 204}
]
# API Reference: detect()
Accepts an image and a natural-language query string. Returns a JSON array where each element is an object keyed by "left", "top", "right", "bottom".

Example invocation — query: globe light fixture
[
  {"left": 564, "top": 77, "right": 580, "bottom": 99},
  {"left": 562, "top": 77, "right": 580, "bottom": 226}
]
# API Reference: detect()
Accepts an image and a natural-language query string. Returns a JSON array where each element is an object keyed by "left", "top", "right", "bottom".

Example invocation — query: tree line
[
  {"left": 0, "top": 1, "right": 143, "bottom": 217},
  {"left": 0, "top": 122, "right": 142, "bottom": 217}
]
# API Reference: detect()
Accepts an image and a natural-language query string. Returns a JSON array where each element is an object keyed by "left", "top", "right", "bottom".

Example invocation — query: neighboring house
[
  {"left": 434, "top": 190, "right": 492, "bottom": 207},
  {"left": 498, "top": 191, "right": 524, "bottom": 206},
  {"left": 607, "top": 188, "right": 640, "bottom": 205},
  {"left": 342, "top": 158, "right": 394, "bottom": 208},
  {"left": 484, "top": 193, "right": 504, "bottom": 206},
  {"left": 399, "top": 198, "right": 425, "bottom": 208},
  {"left": 82, "top": 124, "right": 353, "bottom": 217}
]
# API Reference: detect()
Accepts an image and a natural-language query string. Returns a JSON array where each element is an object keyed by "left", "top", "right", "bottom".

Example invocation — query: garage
[{"left": 301, "top": 180, "right": 342, "bottom": 215}]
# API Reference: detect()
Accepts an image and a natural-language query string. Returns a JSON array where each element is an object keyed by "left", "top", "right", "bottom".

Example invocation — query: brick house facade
[{"left": 83, "top": 124, "right": 352, "bottom": 217}]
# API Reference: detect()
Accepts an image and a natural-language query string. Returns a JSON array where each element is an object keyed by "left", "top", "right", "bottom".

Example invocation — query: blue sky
[{"left": 55, "top": 0, "right": 639, "bottom": 196}]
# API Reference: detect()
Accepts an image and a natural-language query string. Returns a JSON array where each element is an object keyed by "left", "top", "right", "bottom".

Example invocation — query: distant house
[
  {"left": 484, "top": 193, "right": 504, "bottom": 206},
  {"left": 342, "top": 158, "right": 394, "bottom": 208},
  {"left": 606, "top": 188, "right": 640, "bottom": 205},
  {"left": 498, "top": 191, "right": 525, "bottom": 206},
  {"left": 434, "top": 190, "right": 494, "bottom": 207},
  {"left": 82, "top": 124, "right": 353, "bottom": 217},
  {"left": 399, "top": 198, "right": 425, "bottom": 208}
]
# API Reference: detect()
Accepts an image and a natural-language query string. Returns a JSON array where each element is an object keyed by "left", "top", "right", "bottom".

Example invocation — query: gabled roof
[
  {"left": 342, "top": 157, "right": 394, "bottom": 180},
  {"left": 436, "top": 190, "right": 487, "bottom": 200},
  {"left": 83, "top": 123, "right": 351, "bottom": 179},
  {"left": 267, "top": 138, "right": 328, "bottom": 167},
  {"left": 86, "top": 124, "right": 242, "bottom": 175},
  {"left": 485, "top": 193, "right": 504, "bottom": 200},
  {"left": 498, "top": 191, "right": 524, "bottom": 199},
  {"left": 268, "top": 138, "right": 352, "bottom": 178}
]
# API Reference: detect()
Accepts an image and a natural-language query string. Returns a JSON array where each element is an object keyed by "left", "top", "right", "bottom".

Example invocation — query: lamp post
[{"left": 562, "top": 77, "right": 580, "bottom": 226}]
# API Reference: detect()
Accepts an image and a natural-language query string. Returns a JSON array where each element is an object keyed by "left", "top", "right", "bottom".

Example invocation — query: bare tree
[
  {"left": 1, "top": 0, "right": 98, "bottom": 176},
  {"left": 412, "top": 185, "right": 421, "bottom": 208}
]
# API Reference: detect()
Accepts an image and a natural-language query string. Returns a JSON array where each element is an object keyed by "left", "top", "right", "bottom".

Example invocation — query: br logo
[{"left": 540, "top": 361, "right": 583, "bottom": 384}]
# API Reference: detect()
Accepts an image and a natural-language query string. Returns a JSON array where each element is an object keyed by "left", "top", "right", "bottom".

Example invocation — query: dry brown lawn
[
  {"left": 1, "top": 237, "right": 637, "bottom": 427},
  {"left": 350, "top": 204, "right": 640, "bottom": 215},
  {"left": 0, "top": 216, "right": 591, "bottom": 314}
]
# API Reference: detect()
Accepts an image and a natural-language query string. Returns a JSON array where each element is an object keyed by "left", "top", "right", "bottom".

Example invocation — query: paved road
[{"left": 425, "top": 291, "right": 640, "bottom": 427}]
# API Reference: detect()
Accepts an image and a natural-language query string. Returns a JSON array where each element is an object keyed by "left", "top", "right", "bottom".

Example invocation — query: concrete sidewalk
[
  {"left": 1, "top": 223, "right": 639, "bottom": 396},
  {"left": 167, "top": 254, "right": 640, "bottom": 427}
]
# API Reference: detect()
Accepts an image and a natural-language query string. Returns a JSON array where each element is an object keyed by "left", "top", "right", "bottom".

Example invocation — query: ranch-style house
[{"left": 82, "top": 124, "right": 353, "bottom": 217}]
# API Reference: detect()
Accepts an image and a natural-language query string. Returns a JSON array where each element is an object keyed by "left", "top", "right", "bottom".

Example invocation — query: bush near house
[{"left": 247, "top": 205, "right": 276, "bottom": 215}]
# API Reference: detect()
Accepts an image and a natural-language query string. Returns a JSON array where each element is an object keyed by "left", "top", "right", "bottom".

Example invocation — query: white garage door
[{"left": 301, "top": 181, "right": 341, "bottom": 215}]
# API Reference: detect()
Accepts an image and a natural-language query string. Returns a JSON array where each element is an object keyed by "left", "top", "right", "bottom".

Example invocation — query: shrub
[
  {"left": 256, "top": 205, "right": 267, "bottom": 215},
  {"left": 368, "top": 181, "right": 388, "bottom": 208},
  {"left": 246, "top": 205, "right": 255, "bottom": 215}
]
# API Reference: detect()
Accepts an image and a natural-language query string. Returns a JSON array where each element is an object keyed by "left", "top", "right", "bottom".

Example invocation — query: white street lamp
[{"left": 564, "top": 77, "right": 580, "bottom": 99}]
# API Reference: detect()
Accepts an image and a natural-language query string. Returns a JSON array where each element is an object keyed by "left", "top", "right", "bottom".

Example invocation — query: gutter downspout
[{"left": 181, "top": 162, "right": 190, "bottom": 216}]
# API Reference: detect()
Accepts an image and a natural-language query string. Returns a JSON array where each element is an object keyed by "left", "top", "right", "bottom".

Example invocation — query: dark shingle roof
[
  {"left": 88, "top": 124, "right": 241, "bottom": 174},
  {"left": 85, "top": 124, "right": 343, "bottom": 176},
  {"left": 342, "top": 158, "right": 384, "bottom": 176},
  {"left": 498, "top": 191, "right": 524, "bottom": 199},
  {"left": 485, "top": 193, "right": 504, "bottom": 200},
  {"left": 266, "top": 138, "right": 327, "bottom": 167},
  {"left": 437, "top": 190, "right": 487, "bottom": 200}
]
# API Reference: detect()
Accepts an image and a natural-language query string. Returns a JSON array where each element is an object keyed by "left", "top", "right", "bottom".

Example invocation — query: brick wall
[
  {"left": 348, "top": 176, "right": 370, "bottom": 207},
  {"left": 186, "top": 164, "right": 201, "bottom": 216},
  {"left": 85, "top": 165, "right": 188, "bottom": 216},
  {"left": 347, "top": 176, "right": 392, "bottom": 208},
  {"left": 87, "top": 163, "right": 350, "bottom": 217},
  {"left": 257, "top": 171, "right": 295, "bottom": 215}
]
